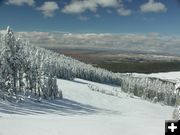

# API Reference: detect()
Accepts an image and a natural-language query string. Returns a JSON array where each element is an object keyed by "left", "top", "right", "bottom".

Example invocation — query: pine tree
[{"left": 0, "top": 26, "right": 61, "bottom": 101}]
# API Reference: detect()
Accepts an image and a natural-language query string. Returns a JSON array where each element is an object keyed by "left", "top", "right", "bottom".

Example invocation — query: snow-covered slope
[
  {"left": 0, "top": 78, "right": 173, "bottom": 135},
  {"left": 133, "top": 71, "right": 180, "bottom": 80}
]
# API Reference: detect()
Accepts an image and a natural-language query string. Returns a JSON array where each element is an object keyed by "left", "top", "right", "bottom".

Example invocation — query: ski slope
[{"left": 0, "top": 78, "right": 174, "bottom": 135}]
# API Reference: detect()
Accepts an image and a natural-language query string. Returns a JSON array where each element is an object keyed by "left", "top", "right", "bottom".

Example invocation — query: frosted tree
[{"left": 0, "top": 27, "right": 61, "bottom": 101}]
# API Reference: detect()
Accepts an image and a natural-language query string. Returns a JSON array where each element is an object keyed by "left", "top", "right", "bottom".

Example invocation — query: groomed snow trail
[{"left": 0, "top": 78, "right": 173, "bottom": 135}]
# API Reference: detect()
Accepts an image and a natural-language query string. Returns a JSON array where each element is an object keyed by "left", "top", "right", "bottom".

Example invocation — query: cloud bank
[{"left": 12, "top": 31, "right": 180, "bottom": 56}]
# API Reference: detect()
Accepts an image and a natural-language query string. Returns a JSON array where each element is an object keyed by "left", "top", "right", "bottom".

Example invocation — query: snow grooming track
[{"left": 0, "top": 78, "right": 174, "bottom": 135}]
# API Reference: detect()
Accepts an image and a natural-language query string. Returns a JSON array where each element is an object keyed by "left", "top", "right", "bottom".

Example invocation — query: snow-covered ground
[
  {"left": 133, "top": 71, "right": 180, "bottom": 80},
  {"left": 0, "top": 78, "right": 174, "bottom": 135}
]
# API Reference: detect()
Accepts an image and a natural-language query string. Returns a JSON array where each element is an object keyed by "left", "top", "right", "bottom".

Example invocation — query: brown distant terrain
[{"left": 47, "top": 47, "right": 180, "bottom": 73}]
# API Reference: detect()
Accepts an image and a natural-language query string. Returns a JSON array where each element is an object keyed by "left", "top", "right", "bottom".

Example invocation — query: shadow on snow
[{"left": 0, "top": 98, "right": 112, "bottom": 116}]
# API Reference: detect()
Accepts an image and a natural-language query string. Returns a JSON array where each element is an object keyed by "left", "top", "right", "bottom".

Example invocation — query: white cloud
[
  {"left": 140, "top": 0, "right": 167, "bottom": 13},
  {"left": 117, "top": 8, "right": 132, "bottom": 16},
  {"left": 37, "top": 1, "right": 59, "bottom": 17},
  {"left": 97, "top": 0, "right": 119, "bottom": 7},
  {"left": 6, "top": 0, "right": 35, "bottom": 6},
  {"left": 62, "top": 0, "right": 120, "bottom": 14},
  {"left": 62, "top": 1, "right": 97, "bottom": 14}
]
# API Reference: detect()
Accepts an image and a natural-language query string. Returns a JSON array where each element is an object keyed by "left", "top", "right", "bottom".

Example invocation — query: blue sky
[{"left": 0, "top": 0, "right": 180, "bottom": 35}]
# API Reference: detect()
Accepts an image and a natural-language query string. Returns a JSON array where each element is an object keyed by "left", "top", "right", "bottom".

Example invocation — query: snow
[
  {"left": 0, "top": 78, "right": 174, "bottom": 135},
  {"left": 133, "top": 71, "right": 180, "bottom": 80}
]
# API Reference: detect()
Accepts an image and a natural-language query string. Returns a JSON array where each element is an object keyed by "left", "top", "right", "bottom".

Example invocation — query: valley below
[{"left": 48, "top": 48, "right": 180, "bottom": 73}]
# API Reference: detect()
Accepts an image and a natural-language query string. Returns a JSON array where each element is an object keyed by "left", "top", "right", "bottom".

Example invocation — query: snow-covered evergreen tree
[{"left": 0, "top": 27, "right": 61, "bottom": 101}]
